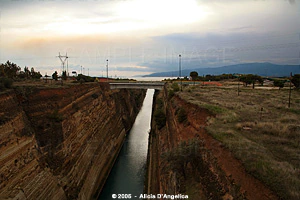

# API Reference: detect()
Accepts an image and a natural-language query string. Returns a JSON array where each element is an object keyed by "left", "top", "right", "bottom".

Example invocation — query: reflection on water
[{"left": 98, "top": 89, "right": 154, "bottom": 199}]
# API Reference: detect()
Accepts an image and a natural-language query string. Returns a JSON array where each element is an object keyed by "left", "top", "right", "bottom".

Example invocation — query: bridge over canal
[{"left": 109, "top": 82, "right": 165, "bottom": 90}]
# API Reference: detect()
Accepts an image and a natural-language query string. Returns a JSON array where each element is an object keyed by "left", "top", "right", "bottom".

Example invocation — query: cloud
[
  {"left": 113, "top": 65, "right": 149, "bottom": 72},
  {"left": 1, "top": 0, "right": 299, "bottom": 77},
  {"left": 289, "top": 0, "right": 296, "bottom": 5}
]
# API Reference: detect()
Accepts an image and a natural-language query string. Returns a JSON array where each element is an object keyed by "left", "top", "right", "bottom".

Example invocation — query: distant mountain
[{"left": 143, "top": 63, "right": 300, "bottom": 77}]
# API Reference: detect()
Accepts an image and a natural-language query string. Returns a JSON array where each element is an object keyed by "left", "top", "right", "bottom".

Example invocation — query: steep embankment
[
  {"left": 147, "top": 86, "right": 278, "bottom": 200},
  {"left": 0, "top": 83, "right": 145, "bottom": 199}
]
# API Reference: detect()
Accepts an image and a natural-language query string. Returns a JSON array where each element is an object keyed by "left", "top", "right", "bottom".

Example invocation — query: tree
[
  {"left": 273, "top": 80, "right": 285, "bottom": 89},
  {"left": 190, "top": 71, "right": 198, "bottom": 85},
  {"left": 240, "top": 74, "right": 263, "bottom": 89},
  {"left": 29, "top": 67, "right": 42, "bottom": 79},
  {"left": 18, "top": 71, "right": 26, "bottom": 79},
  {"left": 30, "top": 67, "right": 35, "bottom": 77},
  {"left": 0, "top": 61, "right": 21, "bottom": 79},
  {"left": 291, "top": 74, "right": 300, "bottom": 89},
  {"left": 0, "top": 64, "right": 4, "bottom": 77},
  {"left": 24, "top": 66, "right": 30, "bottom": 79},
  {"left": 62, "top": 70, "right": 67, "bottom": 80},
  {"left": 0, "top": 61, "right": 41, "bottom": 80},
  {"left": 52, "top": 71, "right": 58, "bottom": 81}
]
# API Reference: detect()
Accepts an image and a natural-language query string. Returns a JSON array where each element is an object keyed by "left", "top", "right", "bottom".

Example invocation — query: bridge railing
[{"left": 109, "top": 82, "right": 165, "bottom": 90}]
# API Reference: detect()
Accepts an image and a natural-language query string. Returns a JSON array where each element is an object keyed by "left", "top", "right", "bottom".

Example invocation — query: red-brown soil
[
  {"left": 174, "top": 95, "right": 278, "bottom": 200},
  {"left": 147, "top": 89, "right": 278, "bottom": 200}
]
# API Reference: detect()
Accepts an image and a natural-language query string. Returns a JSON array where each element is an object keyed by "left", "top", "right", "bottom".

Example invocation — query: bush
[
  {"left": 76, "top": 74, "right": 95, "bottom": 83},
  {"left": 168, "top": 89, "right": 175, "bottom": 99},
  {"left": 172, "top": 83, "right": 180, "bottom": 92},
  {"left": 154, "top": 108, "right": 166, "bottom": 130},
  {"left": 0, "top": 83, "right": 4, "bottom": 90},
  {"left": 177, "top": 108, "right": 187, "bottom": 123},
  {"left": 273, "top": 80, "right": 285, "bottom": 89},
  {"left": 91, "top": 93, "right": 99, "bottom": 99},
  {"left": 162, "top": 139, "right": 204, "bottom": 178},
  {"left": 0, "top": 77, "right": 13, "bottom": 90},
  {"left": 156, "top": 98, "right": 164, "bottom": 108},
  {"left": 291, "top": 74, "right": 300, "bottom": 89}
]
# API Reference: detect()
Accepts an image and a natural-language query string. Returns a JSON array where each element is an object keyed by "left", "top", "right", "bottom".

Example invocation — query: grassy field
[{"left": 175, "top": 82, "right": 300, "bottom": 200}]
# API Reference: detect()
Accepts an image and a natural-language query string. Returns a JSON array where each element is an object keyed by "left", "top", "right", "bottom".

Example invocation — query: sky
[{"left": 0, "top": 0, "right": 300, "bottom": 77}]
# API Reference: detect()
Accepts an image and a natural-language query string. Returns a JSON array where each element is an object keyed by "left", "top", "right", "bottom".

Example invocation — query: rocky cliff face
[
  {"left": 0, "top": 83, "right": 145, "bottom": 199},
  {"left": 147, "top": 87, "right": 277, "bottom": 200}
]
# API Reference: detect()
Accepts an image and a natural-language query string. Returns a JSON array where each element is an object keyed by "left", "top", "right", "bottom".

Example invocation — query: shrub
[
  {"left": 177, "top": 108, "right": 187, "bottom": 123},
  {"left": 156, "top": 98, "right": 164, "bottom": 108},
  {"left": 168, "top": 89, "right": 175, "bottom": 99},
  {"left": 154, "top": 108, "right": 166, "bottom": 130},
  {"left": 291, "top": 74, "right": 300, "bottom": 89},
  {"left": 273, "top": 80, "right": 285, "bottom": 89},
  {"left": 0, "top": 83, "right": 4, "bottom": 91},
  {"left": 76, "top": 74, "right": 95, "bottom": 83},
  {"left": 0, "top": 77, "right": 13, "bottom": 89},
  {"left": 91, "top": 93, "right": 98, "bottom": 99},
  {"left": 172, "top": 83, "right": 180, "bottom": 92}
]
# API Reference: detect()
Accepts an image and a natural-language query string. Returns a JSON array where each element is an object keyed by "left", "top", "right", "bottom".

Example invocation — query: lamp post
[
  {"left": 179, "top": 54, "right": 182, "bottom": 91},
  {"left": 106, "top": 59, "right": 109, "bottom": 82},
  {"left": 288, "top": 72, "right": 292, "bottom": 108}
]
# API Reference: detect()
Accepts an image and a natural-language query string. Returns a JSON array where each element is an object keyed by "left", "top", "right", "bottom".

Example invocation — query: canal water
[{"left": 98, "top": 89, "right": 155, "bottom": 199}]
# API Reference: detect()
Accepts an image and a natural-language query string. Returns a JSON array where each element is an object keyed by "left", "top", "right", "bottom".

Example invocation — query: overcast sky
[{"left": 0, "top": 0, "right": 299, "bottom": 77}]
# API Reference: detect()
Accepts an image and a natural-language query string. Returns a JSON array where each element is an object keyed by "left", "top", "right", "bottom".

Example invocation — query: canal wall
[
  {"left": 146, "top": 85, "right": 277, "bottom": 200},
  {"left": 0, "top": 83, "right": 146, "bottom": 199}
]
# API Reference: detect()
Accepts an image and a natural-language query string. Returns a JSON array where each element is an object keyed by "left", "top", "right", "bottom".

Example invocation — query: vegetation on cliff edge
[{"left": 178, "top": 84, "right": 300, "bottom": 199}]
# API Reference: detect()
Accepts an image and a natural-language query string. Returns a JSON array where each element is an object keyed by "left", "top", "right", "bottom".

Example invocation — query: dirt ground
[{"left": 176, "top": 82, "right": 300, "bottom": 199}]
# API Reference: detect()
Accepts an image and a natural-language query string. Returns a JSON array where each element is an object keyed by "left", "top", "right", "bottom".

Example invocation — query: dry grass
[
  {"left": 176, "top": 84, "right": 300, "bottom": 200},
  {"left": 13, "top": 79, "right": 87, "bottom": 87}
]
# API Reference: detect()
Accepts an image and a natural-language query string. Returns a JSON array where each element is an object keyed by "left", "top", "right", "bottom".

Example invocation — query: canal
[{"left": 98, "top": 89, "right": 155, "bottom": 199}]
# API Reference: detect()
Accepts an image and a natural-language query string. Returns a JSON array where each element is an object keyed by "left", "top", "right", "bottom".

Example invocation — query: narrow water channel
[{"left": 98, "top": 89, "right": 155, "bottom": 199}]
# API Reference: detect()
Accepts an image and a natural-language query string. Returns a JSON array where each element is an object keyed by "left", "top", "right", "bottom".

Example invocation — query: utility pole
[
  {"left": 238, "top": 77, "right": 240, "bottom": 96},
  {"left": 288, "top": 72, "right": 292, "bottom": 108},
  {"left": 57, "top": 52, "right": 69, "bottom": 76},
  {"left": 179, "top": 54, "right": 182, "bottom": 91},
  {"left": 106, "top": 59, "right": 109, "bottom": 82}
]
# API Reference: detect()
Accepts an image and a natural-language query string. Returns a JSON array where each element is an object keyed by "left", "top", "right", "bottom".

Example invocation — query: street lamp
[
  {"left": 106, "top": 59, "right": 109, "bottom": 82},
  {"left": 178, "top": 54, "right": 181, "bottom": 78},
  {"left": 179, "top": 54, "right": 182, "bottom": 91}
]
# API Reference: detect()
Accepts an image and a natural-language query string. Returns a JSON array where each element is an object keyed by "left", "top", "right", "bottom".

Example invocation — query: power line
[{"left": 56, "top": 52, "right": 69, "bottom": 75}]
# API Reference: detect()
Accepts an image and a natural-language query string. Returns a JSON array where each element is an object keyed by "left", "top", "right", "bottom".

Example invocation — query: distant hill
[{"left": 143, "top": 63, "right": 300, "bottom": 77}]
